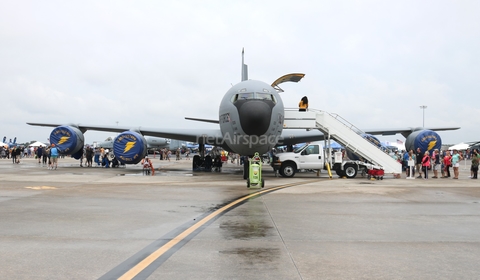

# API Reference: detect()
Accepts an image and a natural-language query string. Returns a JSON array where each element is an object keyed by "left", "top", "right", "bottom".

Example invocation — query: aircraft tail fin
[
  {"left": 241, "top": 48, "right": 248, "bottom": 81},
  {"left": 2, "top": 137, "right": 5, "bottom": 143},
  {"left": 13, "top": 137, "right": 16, "bottom": 144}
]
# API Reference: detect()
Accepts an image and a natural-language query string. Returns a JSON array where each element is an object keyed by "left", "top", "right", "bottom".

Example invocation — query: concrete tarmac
[{"left": 0, "top": 156, "right": 479, "bottom": 279}]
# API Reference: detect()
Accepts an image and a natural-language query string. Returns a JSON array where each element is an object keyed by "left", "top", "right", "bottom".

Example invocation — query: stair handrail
[{"left": 284, "top": 108, "right": 387, "bottom": 153}]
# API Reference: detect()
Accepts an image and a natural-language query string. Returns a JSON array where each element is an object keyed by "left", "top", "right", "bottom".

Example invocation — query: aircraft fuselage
[{"left": 219, "top": 80, "right": 284, "bottom": 155}]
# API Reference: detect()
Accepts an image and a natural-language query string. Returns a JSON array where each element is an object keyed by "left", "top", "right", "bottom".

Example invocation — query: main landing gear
[{"left": 192, "top": 144, "right": 222, "bottom": 172}]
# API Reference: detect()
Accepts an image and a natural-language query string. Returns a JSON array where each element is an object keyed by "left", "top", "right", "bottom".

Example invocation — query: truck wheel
[
  {"left": 281, "top": 163, "right": 296, "bottom": 178},
  {"left": 344, "top": 164, "right": 358, "bottom": 179}
]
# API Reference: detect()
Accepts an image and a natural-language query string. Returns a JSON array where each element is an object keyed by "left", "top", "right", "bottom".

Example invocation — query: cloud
[{"left": 1, "top": 0, "right": 479, "bottom": 145}]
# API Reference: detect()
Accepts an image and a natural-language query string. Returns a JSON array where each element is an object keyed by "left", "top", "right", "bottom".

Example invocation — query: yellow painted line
[
  {"left": 118, "top": 180, "right": 316, "bottom": 280},
  {"left": 25, "top": 186, "right": 57, "bottom": 190}
]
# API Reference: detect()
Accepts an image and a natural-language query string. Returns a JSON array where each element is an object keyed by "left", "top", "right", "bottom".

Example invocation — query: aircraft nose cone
[{"left": 238, "top": 100, "right": 272, "bottom": 136}]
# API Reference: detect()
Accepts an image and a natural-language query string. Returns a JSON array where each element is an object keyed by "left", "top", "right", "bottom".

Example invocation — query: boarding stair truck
[
  {"left": 271, "top": 141, "right": 381, "bottom": 178},
  {"left": 276, "top": 108, "right": 402, "bottom": 178}
]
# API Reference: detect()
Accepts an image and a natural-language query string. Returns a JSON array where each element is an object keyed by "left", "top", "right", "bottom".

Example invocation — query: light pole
[{"left": 419, "top": 105, "right": 427, "bottom": 127}]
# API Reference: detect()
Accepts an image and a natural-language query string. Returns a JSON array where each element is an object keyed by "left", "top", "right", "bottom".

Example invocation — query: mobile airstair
[{"left": 283, "top": 108, "right": 402, "bottom": 175}]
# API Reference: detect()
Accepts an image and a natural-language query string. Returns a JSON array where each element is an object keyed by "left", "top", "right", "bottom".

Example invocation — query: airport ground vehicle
[{"left": 271, "top": 141, "right": 382, "bottom": 179}]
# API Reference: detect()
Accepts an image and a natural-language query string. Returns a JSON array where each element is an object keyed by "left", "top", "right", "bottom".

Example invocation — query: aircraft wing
[
  {"left": 27, "top": 122, "right": 223, "bottom": 144},
  {"left": 184, "top": 117, "right": 220, "bottom": 124},
  {"left": 279, "top": 126, "right": 460, "bottom": 146}
]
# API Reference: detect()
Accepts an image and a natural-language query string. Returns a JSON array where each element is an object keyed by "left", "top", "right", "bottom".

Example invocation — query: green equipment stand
[{"left": 247, "top": 152, "right": 264, "bottom": 188}]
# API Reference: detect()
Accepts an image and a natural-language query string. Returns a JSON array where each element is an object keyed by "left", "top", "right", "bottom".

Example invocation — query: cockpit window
[
  {"left": 231, "top": 92, "right": 277, "bottom": 104},
  {"left": 238, "top": 92, "right": 255, "bottom": 100}
]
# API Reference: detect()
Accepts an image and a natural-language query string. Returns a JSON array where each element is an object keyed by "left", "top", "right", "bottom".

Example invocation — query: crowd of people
[
  {"left": 0, "top": 145, "right": 38, "bottom": 162},
  {"left": 390, "top": 148, "right": 478, "bottom": 179},
  {"left": 0, "top": 144, "right": 122, "bottom": 169},
  {"left": 0, "top": 144, "right": 63, "bottom": 170},
  {"left": 4, "top": 142, "right": 480, "bottom": 179}
]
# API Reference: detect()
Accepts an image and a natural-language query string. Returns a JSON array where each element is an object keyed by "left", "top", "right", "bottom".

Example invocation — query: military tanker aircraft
[{"left": 28, "top": 49, "right": 459, "bottom": 178}]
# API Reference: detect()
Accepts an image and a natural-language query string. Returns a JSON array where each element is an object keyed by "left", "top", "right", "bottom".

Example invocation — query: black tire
[
  {"left": 192, "top": 155, "right": 201, "bottom": 170},
  {"left": 247, "top": 178, "right": 250, "bottom": 188},
  {"left": 281, "top": 162, "right": 296, "bottom": 178},
  {"left": 243, "top": 161, "right": 249, "bottom": 179},
  {"left": 335, "top": 168, "right": 345, "bottom": 177},
  {"left": 261, "top": 178, "right": 265, "bottom": 188},
  {"left": 344, "top": 163, "right": 358, "bottom": 179}
]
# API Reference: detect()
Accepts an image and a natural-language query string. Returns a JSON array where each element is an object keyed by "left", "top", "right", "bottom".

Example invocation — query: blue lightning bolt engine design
[
  {"left": 113, "top": 131, "right": 147, "bottom": 165},
  {"left": 49, "top": 125, "right": 84, "bottom": 159},
  {"left": 124, "top": 141, "right": 136, "bottom": 153},
  {"left": 58, "top": 136, "right": 69, "bottom": 144},
  {"left": 406, "top": 130, "right": 442, "bottom": 153}
]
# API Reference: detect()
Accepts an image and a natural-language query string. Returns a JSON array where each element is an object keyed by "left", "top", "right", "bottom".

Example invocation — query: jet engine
[
  {"left": 49, "top": 126, "right": 85, "bottom": 159},
  {"left": 405, "top": 129, "right": 442, "bottom": 153},
  {"left": 113, "top": 131, "right": 147, "bottom": 164},
  {"left": 346, "top": 134, "right": 385, "bottom": 160}
]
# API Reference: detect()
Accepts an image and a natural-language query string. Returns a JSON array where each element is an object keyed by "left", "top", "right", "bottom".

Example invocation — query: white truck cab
[{"left": 271, "top": 142, "right": 325, "bottom": 178}]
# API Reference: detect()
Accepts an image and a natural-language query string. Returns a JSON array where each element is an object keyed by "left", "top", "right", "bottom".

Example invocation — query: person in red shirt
[
  {"left": 421, "top": 151, "right": 431, "bottom": 179},
  {"left": 442, "top": 150, "right": 452, "bottom": 178}
]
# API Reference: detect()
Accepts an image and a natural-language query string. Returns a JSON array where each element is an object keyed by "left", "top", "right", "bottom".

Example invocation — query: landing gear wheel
[
  {"left": 192, "top": 155, "right": 201, "bottom": 170},
  {"left": 281, "top": 163, "right": 296, "bottom": 178},
  {"left": 243, "top": 161, "right": 249, "bottom": 179},
  {"left": 344, "top": 164, "right": 358, "bottom": 179}
]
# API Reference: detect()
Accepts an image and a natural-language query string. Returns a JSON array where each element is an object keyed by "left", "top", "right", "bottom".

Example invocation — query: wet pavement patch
[
  {"left": 220, "top": 220, "right": 274, "bottom": 240},
  {"left": 219, "top": 248, "right": 280, "bottom": 264}
]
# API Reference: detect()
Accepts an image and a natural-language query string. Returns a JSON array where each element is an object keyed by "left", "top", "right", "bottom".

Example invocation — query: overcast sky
[{"left": 1, "top": 0, "right": 479, "bottom": 145}]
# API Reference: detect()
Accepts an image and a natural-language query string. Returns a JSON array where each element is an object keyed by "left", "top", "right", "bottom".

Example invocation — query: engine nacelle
[
  {"left": 50, "top": 126, "right": 85, "bottom": 158},
  {"left": 405, "top": 129, "right": 442, "bottom": 153},
  {"left": 346, "top": 134, "right": 385, "bottom": 160},
  {"left": 113, "top": 131, "right": 147, "bottom": 164}
]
